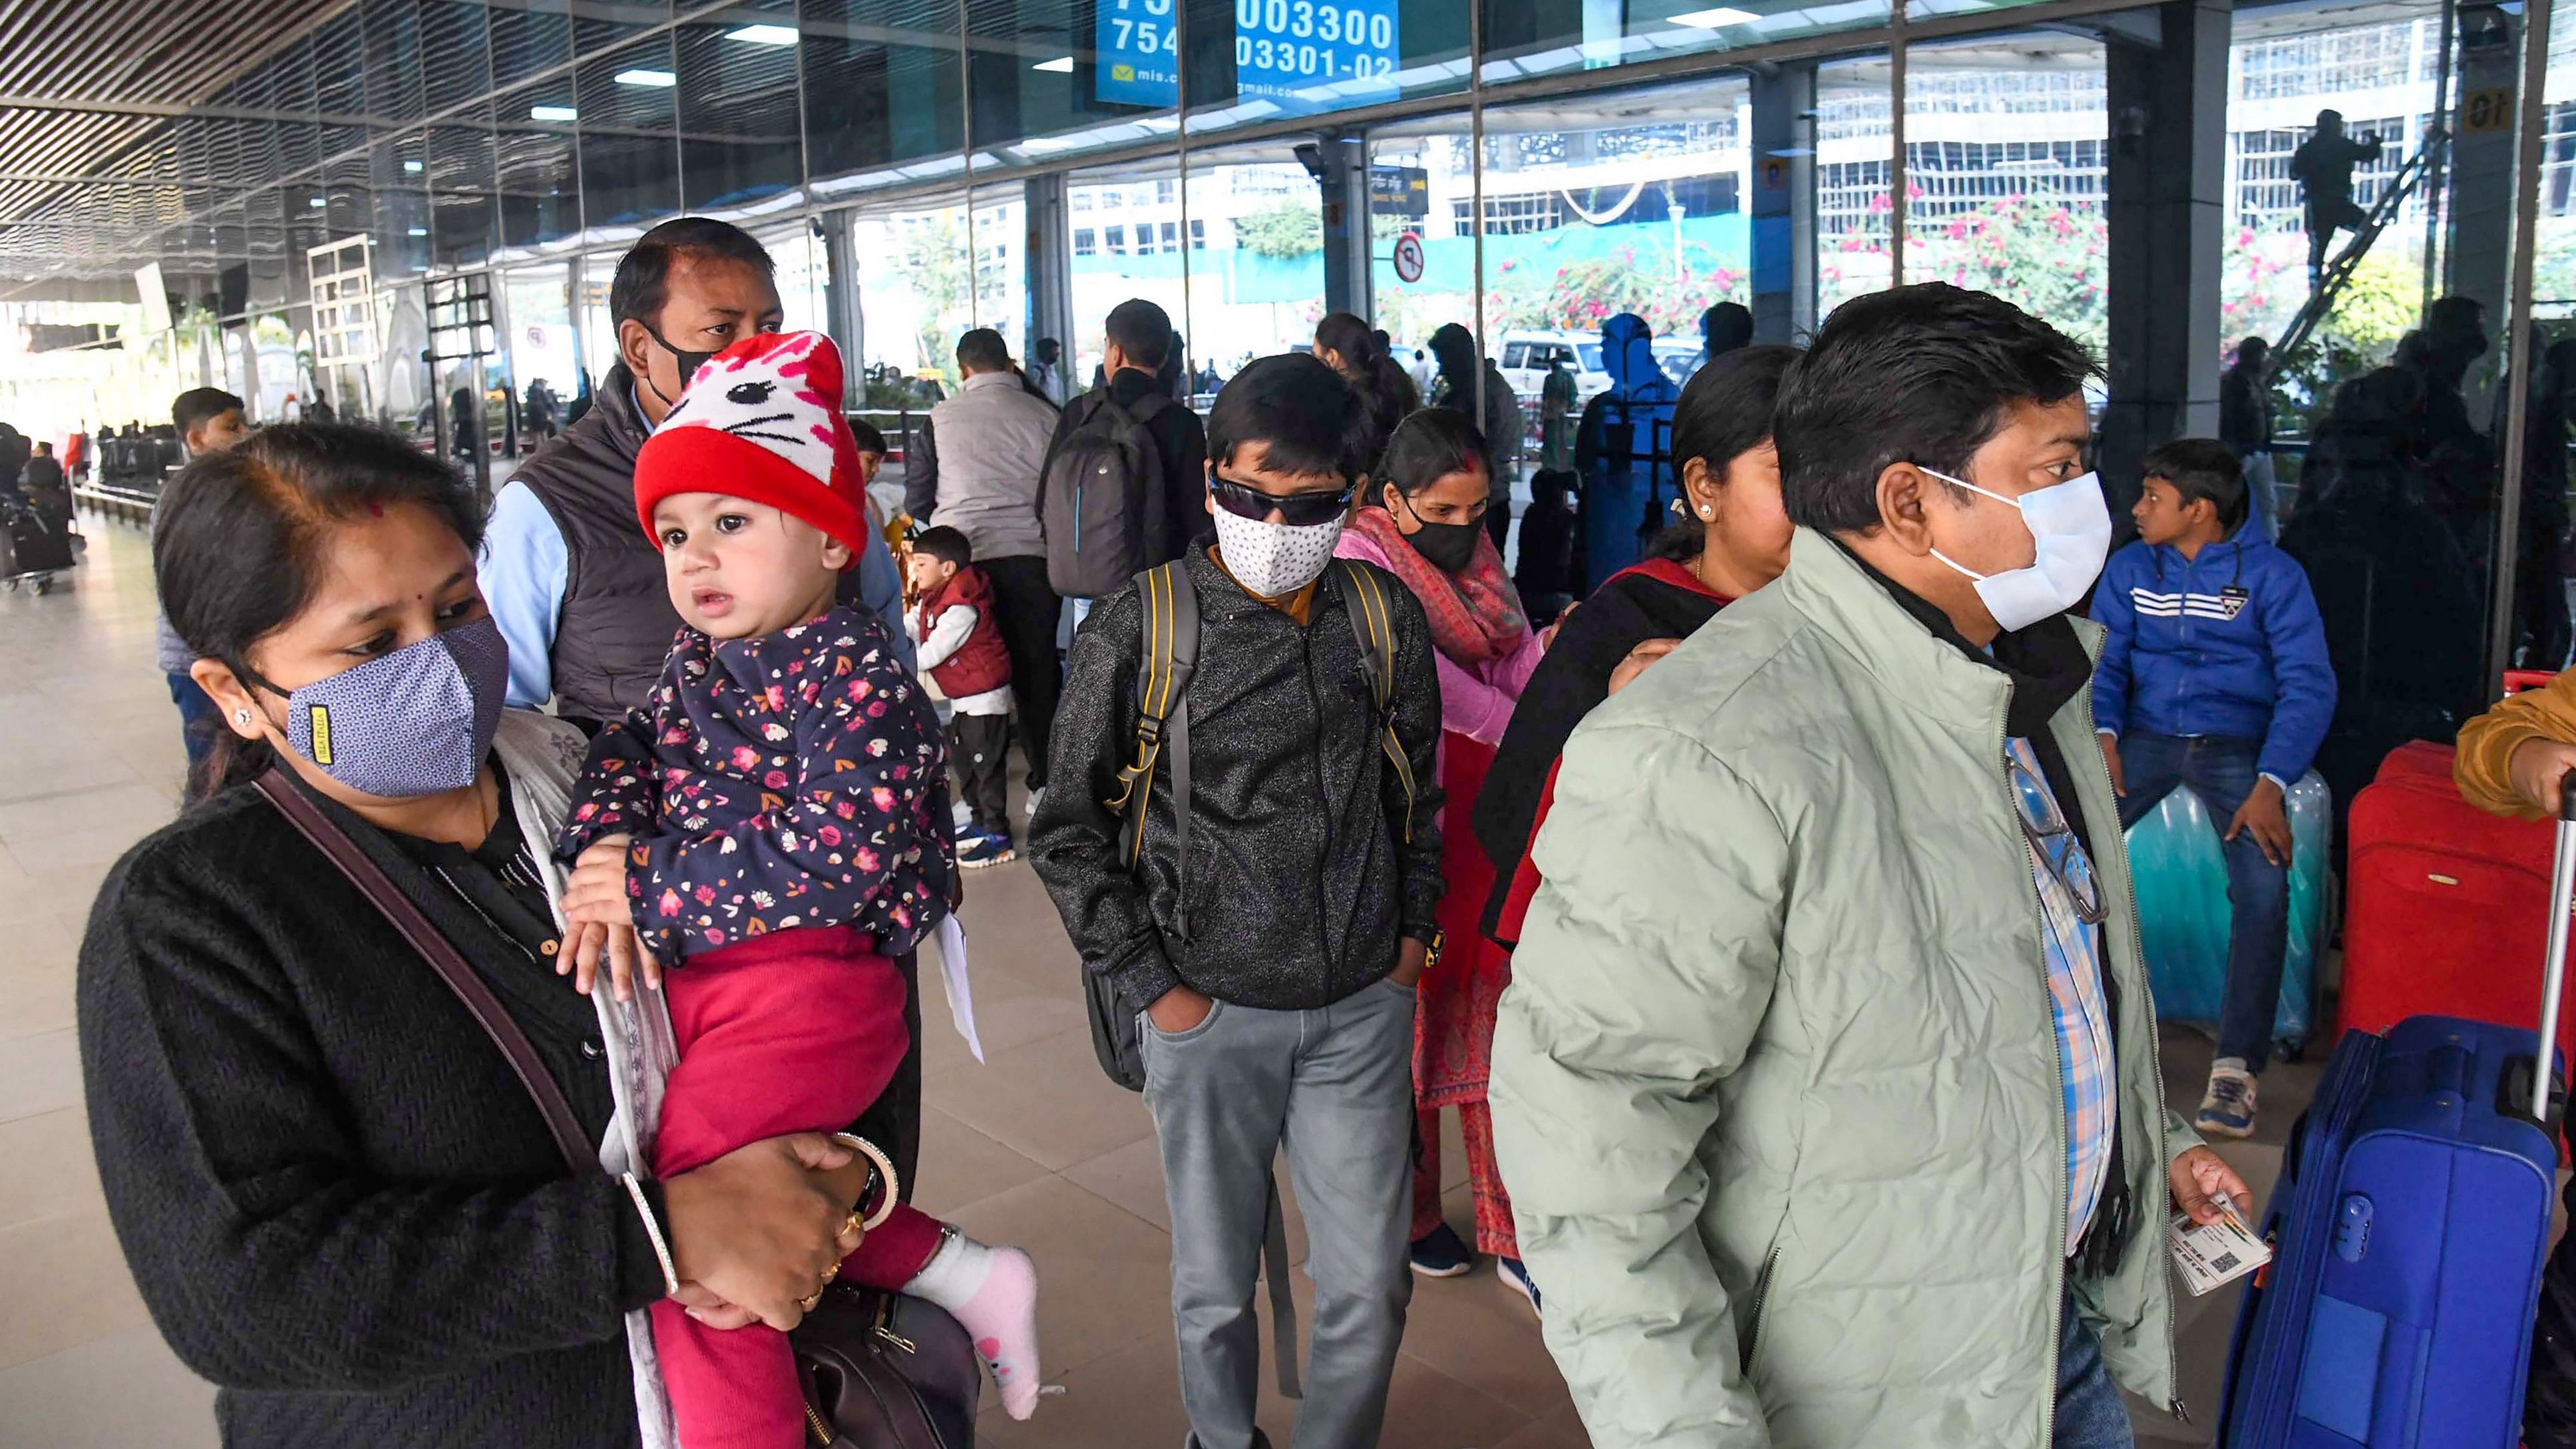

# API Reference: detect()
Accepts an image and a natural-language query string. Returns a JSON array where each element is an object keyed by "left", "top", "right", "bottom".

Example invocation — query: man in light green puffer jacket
[{"left": 1490, "top": 284, "right": 2252, "bottom": 1449}]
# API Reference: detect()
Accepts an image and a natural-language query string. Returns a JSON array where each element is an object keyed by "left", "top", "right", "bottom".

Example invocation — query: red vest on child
[{"left": 915, "top": 565, "right": 1012, "bottom": 699}]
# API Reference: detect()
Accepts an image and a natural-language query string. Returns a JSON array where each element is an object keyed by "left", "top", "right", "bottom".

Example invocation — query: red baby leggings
[{"left": 648, "top": 925, "right": 946, "bottom": 1449}]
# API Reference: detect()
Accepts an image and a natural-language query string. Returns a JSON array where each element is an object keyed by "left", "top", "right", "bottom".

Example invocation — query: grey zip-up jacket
[
  {"left": 1028, "top": 544, "right": 1446, "bottom": 1013},
  {"left": 916, "top": 371, "right": 1058, "bottom": 562}
]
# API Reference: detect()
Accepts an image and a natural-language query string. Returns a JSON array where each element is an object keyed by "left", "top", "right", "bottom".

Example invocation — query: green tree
[
  {"left": 1905, "top": 196, "right": 2110, "bottom": 356},
  {"left": 2269, "top": 250, "right": 2421, "bottom": 437},
  {"left": 1236, "top": 198, "right": 1324, "bottom": 259},
  {"left": 1483, "top": 232, "right": 1744, "bottom": 337},
  {"left": 894, "top": 212, "right": 971, "bottom": 381}
]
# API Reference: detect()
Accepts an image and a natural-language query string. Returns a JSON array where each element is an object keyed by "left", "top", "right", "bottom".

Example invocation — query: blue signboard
[
  {"left": 1094, "top": 0, "right": 1178, "bottom": 107},
  {"left": 1231, "top": 0, "right": 1400, "bottom": 110},
  {"left": 1095, "top": 0, "right": 1398, "bottom": 114}
]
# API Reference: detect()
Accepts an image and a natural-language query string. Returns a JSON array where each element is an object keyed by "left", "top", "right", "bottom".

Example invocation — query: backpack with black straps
[
  {"left": 1084, "top": 556, "right": 1415, "bottom": 1090},
  {"left": 1083, "top": 556, "right": 1415, "bottom": 1404},
  {"left": 1043, "top": 389, "right": 1173, "bottom": 598}
]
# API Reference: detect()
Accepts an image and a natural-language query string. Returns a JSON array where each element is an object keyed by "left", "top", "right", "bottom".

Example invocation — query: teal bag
[{"left": 2121, "top": 770, "right": 2331, "bottom": 1057}]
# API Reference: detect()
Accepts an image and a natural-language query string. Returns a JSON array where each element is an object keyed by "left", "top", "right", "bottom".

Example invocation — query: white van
[
  {"left": 1501, "top": 329, "right": 1710, "bottom": 404},
  {"left": 1497, "top": 330, "right": 1608, "bottom": 405}
]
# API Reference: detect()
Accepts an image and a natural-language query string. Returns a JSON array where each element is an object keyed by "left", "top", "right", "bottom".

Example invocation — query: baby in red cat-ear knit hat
[{"left": 554, "top": 331, "right": 1043, "bottom": 1447}]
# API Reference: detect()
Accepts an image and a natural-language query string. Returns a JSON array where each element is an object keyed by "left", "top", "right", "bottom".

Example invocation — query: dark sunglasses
[{"left": 1209, "top": 471, "right": 1354, "bottom": 526}]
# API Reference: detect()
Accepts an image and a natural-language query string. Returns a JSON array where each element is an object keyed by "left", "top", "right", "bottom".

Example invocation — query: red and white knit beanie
[{"left": 632, "top": 330, "right": 869, "bottom": 560}]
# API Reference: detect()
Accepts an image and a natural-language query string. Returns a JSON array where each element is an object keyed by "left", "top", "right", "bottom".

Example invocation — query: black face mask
[
  {"left": 641, "top": 325, "right": 716, "bottom": 408},
  {"left": 1397, "top": 494, "right": 1483, "bottom": 573}
]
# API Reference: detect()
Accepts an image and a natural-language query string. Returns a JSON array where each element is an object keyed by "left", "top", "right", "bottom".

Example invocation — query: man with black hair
[
  {"left": 1493, "top": 283, "right": 2248, "bottom": 1449},
  {"left": 1702, "top": 300, "right": 1755, "bottom": 363},
  {"left": 1041, "top": 298, "right": 1209, "bottom": 577},
  {"left": 916, "top": 327, "right": 1065, "bottom": 807},
  {"left": 480, "top": 217, "right": 913, "bottom": 725},
  {"left": 1029, "top": 353, "right": 1442, "bottom": 1449},
  {"left": 1029, "top": 336, "right": 1065, "bottom": 403},
  {"left": 158, "top": 387, "right": 249, "bottom": 792},
  {"left": 2220, "top": 337, "right": 2277, "bottom": 536},
  {"left": 2096, "top": 438, "right": 2334, "bottom": 1140}
]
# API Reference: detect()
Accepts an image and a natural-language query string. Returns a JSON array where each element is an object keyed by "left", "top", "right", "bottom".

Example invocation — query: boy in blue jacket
[{"left": 2096, "top": 437, "right": 2336, "bottom": 1138}]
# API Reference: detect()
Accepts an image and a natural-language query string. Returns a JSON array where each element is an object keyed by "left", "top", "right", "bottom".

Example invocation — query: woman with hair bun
[{"left": 1316, "top": 310, "right": 1421, "bottom": 477}]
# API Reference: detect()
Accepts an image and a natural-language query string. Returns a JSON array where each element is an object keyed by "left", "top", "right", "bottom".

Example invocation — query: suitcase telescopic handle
[{"left": 2539, "top": 777, "right": 2576, "bottom": 1122}]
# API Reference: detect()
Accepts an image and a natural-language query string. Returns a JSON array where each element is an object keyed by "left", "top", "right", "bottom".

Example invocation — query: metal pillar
[
  {"left": 2481, "top": 0, "right": 2555, "bottom": 692},
  {"left": 1312, "top": 132, "right": 1373, "bottom": 321},
  {"left": 2100, "top": 0, "right": 2227, "bottom": 520},
  {"left": 1748, "top": 63, "right": 1818, "bottom": 344},
  {"left": 2447, "top": 2, "right": 2520, "bottom": 425},
  {"left": 564, "top": 255, "right": 590, "bottom": 399},
  {"left": 821, "top": 211, "right": 865, "bottom": 407},
  {"left": 1023, "top": 174, "right": 1074, "bottom": 383}
]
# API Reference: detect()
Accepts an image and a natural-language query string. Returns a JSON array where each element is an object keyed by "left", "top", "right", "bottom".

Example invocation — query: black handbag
[{"left": 254, "top": 771, "right": 980, "bottom": 1449}]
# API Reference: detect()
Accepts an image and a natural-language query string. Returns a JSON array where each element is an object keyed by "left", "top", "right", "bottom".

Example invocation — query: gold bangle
[
  {"left": 622, "top": 1171, "right": 680, "bottom": 1298},
  {"left": 829, "top": 1132, "right": 900, "bottom": 1230}
]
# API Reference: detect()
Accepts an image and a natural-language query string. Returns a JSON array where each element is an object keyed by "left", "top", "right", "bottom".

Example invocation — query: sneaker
[
  {"left": 952, "top": 799, "right": 975, "bottom": 831},
  {"left": 1409, "top": 1223, "right": 1475, "bottom": 1278},
  {"left": 958, "top": 833, "right": 1018, "bottom": 870},
  {"left": 2196, "top": 1059, "right": 2259, "bottom": 1139},
  {"left": 1499, "top": 1256, "right": 1541, "bottom": 1316}
]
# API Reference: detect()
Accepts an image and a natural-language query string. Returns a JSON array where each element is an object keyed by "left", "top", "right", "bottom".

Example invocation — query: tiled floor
[{"left": 0, "top": 515, "right": 2304, "bottom": 1448}]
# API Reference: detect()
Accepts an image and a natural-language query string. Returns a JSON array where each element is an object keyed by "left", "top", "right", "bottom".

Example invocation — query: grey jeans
[{"left": 1142, "top": 975, "right": 1419, "bottom": 1449}]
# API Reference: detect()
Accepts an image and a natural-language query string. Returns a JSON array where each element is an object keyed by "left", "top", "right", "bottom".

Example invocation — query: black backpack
[{"left": 1043, "top": 390, "right": 1172, "bottom": 598}]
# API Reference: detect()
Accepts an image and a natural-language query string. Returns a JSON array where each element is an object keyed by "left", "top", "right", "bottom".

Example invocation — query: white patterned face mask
[
  {"left": 1210, "top": 507, "right": 1344, "bottom": 599},
  {"left": 1923, "top": 467, "right": 2112, "bottom": 633}
]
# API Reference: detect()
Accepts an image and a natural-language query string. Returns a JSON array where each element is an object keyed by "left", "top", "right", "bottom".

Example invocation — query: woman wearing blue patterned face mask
[{"left": 81, "top": 423, "right": 878, "bottom": 1449}]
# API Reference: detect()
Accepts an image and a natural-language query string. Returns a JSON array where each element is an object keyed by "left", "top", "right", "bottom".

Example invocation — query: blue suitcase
[{"left": 2217, "top": 789, "right": 2572, "bottom": 1448}]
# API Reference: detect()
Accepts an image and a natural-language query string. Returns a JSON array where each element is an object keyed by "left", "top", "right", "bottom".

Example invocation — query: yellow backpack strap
[
  {"left": 1332, "top": 562, "right": 1419, "bottom": 842},
  {"left": 1110, "top": 563, "right": 1176, "bottom": 864}
]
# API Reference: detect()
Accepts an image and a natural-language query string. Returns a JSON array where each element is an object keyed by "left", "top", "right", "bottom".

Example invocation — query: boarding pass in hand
[{"left": 2169, "top": 1194, "right": 2271, "bottom": 1297}]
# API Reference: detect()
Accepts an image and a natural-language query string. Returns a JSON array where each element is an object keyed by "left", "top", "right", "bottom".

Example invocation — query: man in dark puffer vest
[{"left": 483, "top": 218, "right": 915, "bottom": 729}]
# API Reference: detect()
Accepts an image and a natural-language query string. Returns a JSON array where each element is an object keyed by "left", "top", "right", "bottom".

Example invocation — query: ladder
[{"left": 2267, "top": 124, "right": 2449, "bottom": 376}]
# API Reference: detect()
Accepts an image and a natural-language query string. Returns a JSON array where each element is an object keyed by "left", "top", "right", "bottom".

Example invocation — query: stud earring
[
  {"left": 1700, "top": 505, "right": 1716, "bottom": 519},
  {"left": 234, "top": 709, "right": 253, "bottom": 727}
]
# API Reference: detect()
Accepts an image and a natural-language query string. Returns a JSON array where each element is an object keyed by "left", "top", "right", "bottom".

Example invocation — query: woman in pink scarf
[{"left": 1332, "top": 407, "right": 1549, "bottom": 1309}]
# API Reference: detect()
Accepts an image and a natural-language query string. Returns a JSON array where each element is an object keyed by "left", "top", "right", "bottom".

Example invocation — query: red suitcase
[
  {"left": 2373, "top": 739, "right": 2459, "bottom": 786},
  {"left": 2339, "top": 757, "right": 2576, "bottom": 1062}
]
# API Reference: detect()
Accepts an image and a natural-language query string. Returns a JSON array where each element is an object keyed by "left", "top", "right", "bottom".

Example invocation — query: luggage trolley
[{"left": 0, "top": 495, "right": 78, "bottom": 594}]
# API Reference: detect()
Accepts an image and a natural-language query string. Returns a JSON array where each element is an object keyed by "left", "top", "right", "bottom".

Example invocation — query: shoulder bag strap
[{"left": 253, "top": 771, "right": 593, "bottom": 1172}]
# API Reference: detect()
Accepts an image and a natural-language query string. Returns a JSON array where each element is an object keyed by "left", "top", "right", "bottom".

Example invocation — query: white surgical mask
[
  {"left": 1210, "top": 507, "right": 1344, "bottom": 599},
  {"left": 1923, "top": 467, "right": 2112, "bottom": 633}
]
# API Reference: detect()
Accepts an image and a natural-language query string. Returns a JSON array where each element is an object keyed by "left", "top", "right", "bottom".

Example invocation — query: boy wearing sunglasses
[{"left": 1029, "top": 354, "right": 1445, "bottom": 1449}]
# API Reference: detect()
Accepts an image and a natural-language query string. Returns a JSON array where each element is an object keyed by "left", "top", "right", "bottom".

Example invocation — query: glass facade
[{"left": 0, "top": 0, "right": 2566, "bottom": 698}]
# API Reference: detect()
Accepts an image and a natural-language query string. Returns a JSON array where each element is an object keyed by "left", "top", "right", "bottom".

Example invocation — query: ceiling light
[
  {"left": 308, "top": 196, "right": 327, "bottom": 208},
  {"left": 1033, "top": 55, "right": 1075, "bottom": 72},
  {"left": 407, "top": 227, "right": 429, "bottom": 236},
  {"left": 725, "top": 23, "right": 800, "bottom": 45},
  {"left": 615, "top": 68, "right": 676, "bottom": 87},
  {"left": 403, "top": 160, "right": 424, "bottom": 172},
  {"left": 531, "top": 104, "right": 577, "bottom": 120},
  {"left": 1669, "top": 5, "right": 1760, "bottom": 23}
]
